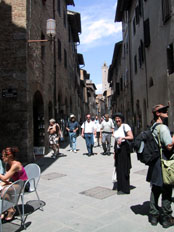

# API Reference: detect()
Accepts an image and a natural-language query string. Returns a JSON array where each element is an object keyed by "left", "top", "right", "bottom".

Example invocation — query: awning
[
  {"left": 66, "top": 0, "right": 75, "bottom": 6},
  {"left": 77, "top": 53, "right": 85, "bottom": 65},
  {"left": 68, "top": 10, "right": 81, "bottom": 43},
  {"left": 115, "top": 0, "right": 132, "bottom": 22}
]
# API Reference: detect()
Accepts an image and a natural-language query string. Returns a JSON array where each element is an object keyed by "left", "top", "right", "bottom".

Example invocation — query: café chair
[
  {"left": 0, "top": 179, "right": 24, "bottom": 231},
  {"left": 21, "top": 163, "right": 42, "bottom": 224}
]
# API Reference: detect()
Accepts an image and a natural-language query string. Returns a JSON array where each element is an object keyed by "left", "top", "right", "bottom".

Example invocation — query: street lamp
[{"left": 28, "top": 19, "right": 56, "bottom": 43}]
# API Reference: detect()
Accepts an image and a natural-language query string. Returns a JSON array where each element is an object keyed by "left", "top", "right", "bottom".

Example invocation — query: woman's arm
[
  {"left": 0, "top": 163, "right": 20, "bottom": 182},
  {"left": 124, "top": 130, "right": 134, "bottom": 140}
]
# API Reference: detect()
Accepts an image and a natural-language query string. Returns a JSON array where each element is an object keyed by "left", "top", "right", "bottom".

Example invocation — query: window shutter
[{"left": 144, "top": 19, "right": 151, "bottom": 48}]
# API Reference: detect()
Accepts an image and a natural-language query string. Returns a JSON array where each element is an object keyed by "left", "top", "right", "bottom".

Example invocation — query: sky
[{"left": 68, "top": 0, "right": 122, "bottom": 94}]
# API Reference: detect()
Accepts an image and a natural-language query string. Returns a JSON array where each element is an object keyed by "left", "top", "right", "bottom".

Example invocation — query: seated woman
[{"left": 0, "top": 147, "right": 28, "bottom": 221}]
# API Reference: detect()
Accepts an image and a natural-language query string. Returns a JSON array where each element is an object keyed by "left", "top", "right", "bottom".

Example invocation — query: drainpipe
[
  {"left": 141, "top": 1, "right": 149, "bottom": 108},
  {"left": 53, "top": 0, "right": 57, "bottom": 120},
  {"left": 128, "top": 15, "right": 134, "bottom": 130}
]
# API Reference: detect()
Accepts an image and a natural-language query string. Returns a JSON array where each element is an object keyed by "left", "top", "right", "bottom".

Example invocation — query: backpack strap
[{"left": 156, "top": 126, "right": 163, "bottom": 160}]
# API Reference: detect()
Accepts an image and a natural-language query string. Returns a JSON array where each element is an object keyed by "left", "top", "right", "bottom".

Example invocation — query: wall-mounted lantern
[{"left": 28, "top": 19, "right": 56, "bottom": 43}]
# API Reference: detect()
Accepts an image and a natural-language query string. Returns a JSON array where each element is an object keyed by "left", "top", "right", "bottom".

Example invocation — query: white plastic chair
[
  {"left": 0, "top": 179, "right": 24, "bottom": 231},
  {"left": 21, "top": 163, "right": 42, "bottom": 223}
]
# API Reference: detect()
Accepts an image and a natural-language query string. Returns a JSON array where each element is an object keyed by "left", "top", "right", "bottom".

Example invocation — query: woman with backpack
[{"left": 113, "top": 112, "right": 134, "bottom": 195}]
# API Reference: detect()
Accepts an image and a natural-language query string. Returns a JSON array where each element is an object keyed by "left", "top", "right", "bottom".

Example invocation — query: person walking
[
  {"left": 66, "top": 114, "right": 79, "bottom": 153},
  {"left": 81, "top": 114, "right": 96, "bottom": 155},
  {"left": 47, "top": 118, "right": 61, "bottom": 158},
  {"left": 113, "top": 112, "right": 133, "bottom": 195},
  {"left": 147, "top": 104, "right": 174, "bottom": 228},
  {"left": 100, "top": 114, "right": 114, "bottom": 155},
  {"left": 94, "top": 116, "right": 101, "bottom": 147}
]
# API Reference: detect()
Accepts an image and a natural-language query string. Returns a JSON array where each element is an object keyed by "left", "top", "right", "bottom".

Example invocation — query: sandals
[
  {"left": 5, "top": 208, "right": 16, "bottom": 221},
  {"left": 0, "top": 213, "right": 5, "bottom": 220}
]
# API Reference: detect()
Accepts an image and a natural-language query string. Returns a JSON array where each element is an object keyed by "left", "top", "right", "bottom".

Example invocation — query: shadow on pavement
[
  {"left": 130, "top": 201, "right": 150, "bottom": 216},
  {"left": 36, "top": 153, "right": 67, "bottom": 173}
]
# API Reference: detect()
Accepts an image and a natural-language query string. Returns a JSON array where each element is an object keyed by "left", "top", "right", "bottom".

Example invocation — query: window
[
  {"left": 134, "top": 55, "right": 137, "bottom": 74},
  {"left": 63, "top": 10, "right": 66, "bottom": 28},
  {"left": 133, "top": 17, "right": 136, "bottom": 35},
  {"left": 42, "top": 0, "right": 46, "bottom": 5},
  {"left": 120, "top": 78, "right": 123, "bottom": 91},
  {"left": 116, "top": 83, "right": 120, "bottom": 96},
  {"left": 135, "top": 6, "right": 140, "bottom": 24},
  {"left": 138, "top": 0, "right": 142, "bottom": 16},
  {"left": 57, "top": 0, "right": 61, "bottom": 16},
  {"left": 58, "top": 39, "right": 61, "bottom": 61},
  {"left": 138, "top": 40, "right": 144, "bottom": 68},
  {"left": 167, "top": 43, "right": 174, "bottom": 75},
  {"left": 162, "top": 0, "right": 171, "bottom": 23},
  {"left": 41, "top": 33, "right": 45, "bottom": 60},
  {"left": 144, "top": 19, "right": 151, "bottom": 47},
  {"left": 64, "top": 49, "right": 67, "bottom": 68}
]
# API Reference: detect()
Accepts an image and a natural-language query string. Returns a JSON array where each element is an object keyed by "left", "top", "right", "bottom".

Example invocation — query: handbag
[
  {"left": 123, "top": 124, "right": 134, "bottom": 153},
  {"left": 112, "top": 168, "right": 117, "bottom": 183},
  {"left": 157, "top": 128, "right": 174, "bottom": 185}
]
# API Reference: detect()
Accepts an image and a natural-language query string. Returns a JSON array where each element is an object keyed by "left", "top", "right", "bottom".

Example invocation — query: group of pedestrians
[{"left": 47, "top": 103, "right": 174, "bottom": 228}]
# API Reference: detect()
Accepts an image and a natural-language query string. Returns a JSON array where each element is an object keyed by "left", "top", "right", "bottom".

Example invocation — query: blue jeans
[
  {"left": 84, "top": 133, "right": 94, "bottom": 154},
  {"left": 69, "top": 132, "right": 77, "bottom": 150}
]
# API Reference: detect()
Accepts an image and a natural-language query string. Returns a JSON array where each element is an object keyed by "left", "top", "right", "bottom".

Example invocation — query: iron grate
[
  {"left": 41, "top": 172, "right": 66, "bottom": 180},
  {"left": 80, "top": 186, "right": 117, "bottom": 200}
]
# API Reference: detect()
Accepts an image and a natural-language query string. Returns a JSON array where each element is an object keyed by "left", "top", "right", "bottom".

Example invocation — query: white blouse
[{"left": 114, "top": 123, "right": 131, "bottom": 142}]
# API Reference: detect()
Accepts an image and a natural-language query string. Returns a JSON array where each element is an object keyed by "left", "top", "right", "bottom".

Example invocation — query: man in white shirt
[
  {"left": 100, "top": 114, "right": 114, "bottom": 155},
  {"left": 81, "top": 114, "right": 96, "bottom": 155}
]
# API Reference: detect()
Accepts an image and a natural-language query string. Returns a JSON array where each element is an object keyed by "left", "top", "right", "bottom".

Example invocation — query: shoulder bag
[{"left": 157, "top": 127, "right": 174, "bottom": 185}]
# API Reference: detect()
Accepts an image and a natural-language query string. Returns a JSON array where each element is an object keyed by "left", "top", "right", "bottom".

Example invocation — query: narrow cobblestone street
[{"left": 3, "top": 136, "right": 174, "bottom": 232}]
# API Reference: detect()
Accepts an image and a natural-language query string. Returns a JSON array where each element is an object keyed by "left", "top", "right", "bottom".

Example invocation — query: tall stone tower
[{"left": 102, "top": 62, "right": 109, "bottom": 93}]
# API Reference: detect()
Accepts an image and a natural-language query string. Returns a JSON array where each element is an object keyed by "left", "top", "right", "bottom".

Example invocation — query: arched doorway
[
  {"left": 48, "top": 101, "right": 53, "bottom": 120},
  {"left": 33, "top": 91, "right": 44, "bottom": 146}
]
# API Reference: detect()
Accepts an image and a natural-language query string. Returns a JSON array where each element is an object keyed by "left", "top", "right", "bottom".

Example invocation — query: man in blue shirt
[{"left": 66, "top": 114, "right": 79, "bottom": 153}]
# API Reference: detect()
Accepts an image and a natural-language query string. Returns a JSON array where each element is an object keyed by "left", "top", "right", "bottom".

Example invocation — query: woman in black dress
[{"left": 113, "top": 113, "right": 134, "bottom": 194}]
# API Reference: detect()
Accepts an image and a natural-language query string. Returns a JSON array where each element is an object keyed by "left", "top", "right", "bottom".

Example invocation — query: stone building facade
[
  {"left": 109, "top": 0, "right": 174, "bottom": 134},
  {"left": 0, "top": 0, "right": 86, "bottom": 161}
]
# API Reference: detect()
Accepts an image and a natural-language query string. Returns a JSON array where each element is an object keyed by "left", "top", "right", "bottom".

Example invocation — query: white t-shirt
[
  {"left": 94, "top": 121, "right": 101, "bottom": 132},
  {"left": 81, "top": 120, "right": 95, "bottom": 133},
  {"left": 101, "top": 118, "right": 114, "bottom": 133},
  {"left": 114, "top": 123, "right": 131, "bottom": 142}
]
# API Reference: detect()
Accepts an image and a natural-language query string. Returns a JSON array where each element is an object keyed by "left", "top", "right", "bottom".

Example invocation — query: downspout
[
  {"left": 53, "top": 0, "right": 57, "bottom": 119},
  {"left": 141, "top": 0, "right": 149, "bottom": 108},
  {"left": 127, "top": 14, "right": 134, "bottom": 130}
]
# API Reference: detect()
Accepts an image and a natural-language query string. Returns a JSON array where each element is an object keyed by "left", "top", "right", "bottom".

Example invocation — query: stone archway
[
  {"left": 48, "top": 101, "right": 53, "bottom": 120},
  {"left": 33, "top": 91, "right": 44, "bottom": 146}
]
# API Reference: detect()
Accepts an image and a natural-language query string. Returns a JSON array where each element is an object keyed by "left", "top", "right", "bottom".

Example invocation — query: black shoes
[
  {"left": 117, "top": 191, "right": 130, "bottom": 195},
  {"left": 149, "top": 215, "right": 159, "bottom": 226},
  {"left": 161, "top": 216, "right": 174, "bottom": 228},
  {"left": 149, "top": 215, "right": 174, "bottom": 228}
]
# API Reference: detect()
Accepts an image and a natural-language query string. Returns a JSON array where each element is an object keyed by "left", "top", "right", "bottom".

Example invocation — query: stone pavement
[{"left": 3, "top": 136, "right": 174, "bottom": 231}]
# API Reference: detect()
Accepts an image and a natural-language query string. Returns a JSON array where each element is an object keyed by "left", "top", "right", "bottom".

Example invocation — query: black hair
[{"left": 113, "top": 112, "right": 124, "bottom": 122}]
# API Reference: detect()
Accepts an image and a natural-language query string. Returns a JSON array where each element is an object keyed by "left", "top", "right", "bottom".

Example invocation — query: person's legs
[
  {"left": 96, "top": 132, "right": 100, "bottom": 146},
  {"left": 72, "top": 132, "right": 77, "bottom": 151},
  {"left": 149, "top": 185, "right": 161, "bottom": 225},
  {"left": 102, "top": 133, "right": 107, "bottom": 153},
  {"left": 84, "top": 134, "right": 91, "bottom": 154},
  {"left": 106, "top": 134, "right": 111, "bottom": 153},
  {"left": 161, "top": 185, "right": 174, "bottom": 228},
  {"left": 89, "top": 133, "right": 94, "bottom": 154},
  {"left": 69, "top": 132, "right": 73, "bottom": 150}
]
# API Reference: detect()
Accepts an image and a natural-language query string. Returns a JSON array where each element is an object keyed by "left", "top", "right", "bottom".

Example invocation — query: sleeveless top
[{"left": 11, "top": 166, "right": 28, "bottom": 182}]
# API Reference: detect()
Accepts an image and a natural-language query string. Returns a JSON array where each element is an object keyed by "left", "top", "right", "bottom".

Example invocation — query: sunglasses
[
  {"left": 158, "top": 109, "right": 168, "bottom": 113},
  {"left": 116, "top": 120, "right": 121, "bottom": 122}
]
